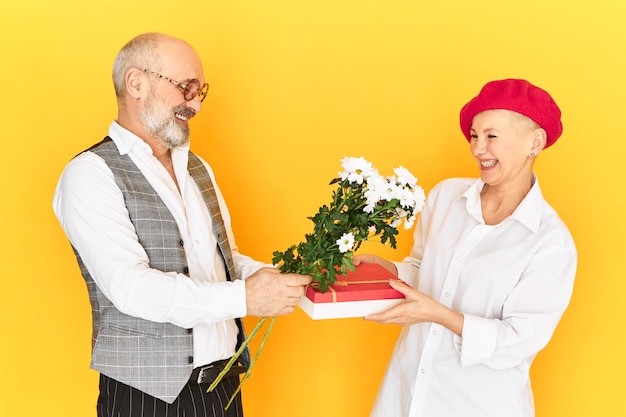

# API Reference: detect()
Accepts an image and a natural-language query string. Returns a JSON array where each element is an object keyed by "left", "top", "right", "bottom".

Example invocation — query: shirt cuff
[
  {"left": 457, "top": 313, "right": 498, "bottom": 367},
  {"left": 393, "top": 261, "right": 419, "bottom": 287},
  {"left": 198, "top": 278, "right": 247, "bottom": 323}
]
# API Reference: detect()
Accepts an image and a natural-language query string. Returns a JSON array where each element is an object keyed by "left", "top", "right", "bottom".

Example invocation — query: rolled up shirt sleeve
[{"left": 456, "top": 245, "right": 577, "bottom": 369}]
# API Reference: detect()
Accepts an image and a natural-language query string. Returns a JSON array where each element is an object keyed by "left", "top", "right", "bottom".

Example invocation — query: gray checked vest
[{"left": 72, "top": 137, "right": 249, "bottom": 403}]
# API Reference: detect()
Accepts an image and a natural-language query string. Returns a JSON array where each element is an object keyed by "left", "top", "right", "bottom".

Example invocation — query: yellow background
[{"left": 1, "top": 0, "right": 624, "bottom": 416}]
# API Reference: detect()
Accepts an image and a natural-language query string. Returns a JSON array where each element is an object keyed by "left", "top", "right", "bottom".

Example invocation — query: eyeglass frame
[{"left": 142, "top": 69, "right": 209, "bottom": 103}]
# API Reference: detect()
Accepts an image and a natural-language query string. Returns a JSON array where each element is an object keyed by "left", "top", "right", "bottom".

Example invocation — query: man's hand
[{"left": 245, "top": 267, "right": 312, "bottom": 317}]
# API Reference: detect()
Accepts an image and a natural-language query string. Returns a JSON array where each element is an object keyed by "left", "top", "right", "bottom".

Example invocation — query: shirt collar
[
  {"left": 108, "top": 121, "right": 146, "bottom": 155},
  {"left": 457, "top": 175, "right": 545, "bottom": 233}
]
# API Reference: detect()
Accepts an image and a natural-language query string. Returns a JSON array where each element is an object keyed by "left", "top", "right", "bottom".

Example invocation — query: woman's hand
[
  {"left": 353, "top": 253, "right": 398, "bottom": 275},
  {"left": 365, "top": 279, "right": 464, "bottom": 336}
]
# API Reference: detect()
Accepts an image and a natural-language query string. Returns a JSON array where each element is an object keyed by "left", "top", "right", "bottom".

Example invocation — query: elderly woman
[{"left": 355, "top": 79, "right": 577, "bottom": 417}]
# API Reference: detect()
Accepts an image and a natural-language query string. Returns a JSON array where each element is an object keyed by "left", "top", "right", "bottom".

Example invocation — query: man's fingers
[{"left": 282, "top": 272, "right": 312, "bottom": 286}]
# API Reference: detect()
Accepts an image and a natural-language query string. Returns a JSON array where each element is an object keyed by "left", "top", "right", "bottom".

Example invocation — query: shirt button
[
  {"left": 420, "top": 368, "right": 426, "bottom": 373},
  {"left": 445, "top": 292, "right": 450, "bottom": 298},
  {"left": 433, "top": 330, "right": 438, "bottom": 335}
]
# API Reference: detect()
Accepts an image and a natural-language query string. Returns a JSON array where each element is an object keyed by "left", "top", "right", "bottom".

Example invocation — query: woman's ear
[{"left": 530, "top": 128, "right": 547, "bottom": 156}]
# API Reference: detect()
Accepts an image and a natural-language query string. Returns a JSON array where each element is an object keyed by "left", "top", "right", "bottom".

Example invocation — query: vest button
[
  {"left": 178, "top": 239, "right": 184, "bottom": 247},
  {"left": 188, "top": 356, "right": 193, "bottom": 364},
  {"left": 183, "top": 267, "right": 189, "bottom": 274},
  {"left": 187, "top": 328, "right": 193, "bottom": 334}
]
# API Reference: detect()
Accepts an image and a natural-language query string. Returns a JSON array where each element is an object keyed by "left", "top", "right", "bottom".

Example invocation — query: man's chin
[
  {"left": 164, "top": 137, "right": 189, "bottom": 149},
  {"left": 157, "top": 128, "right": 190, "bottom": 149}
]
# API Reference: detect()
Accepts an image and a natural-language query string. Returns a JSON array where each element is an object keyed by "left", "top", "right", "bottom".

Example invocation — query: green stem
[
  {"left": 207, "top": 316, "right": 267, "bottom": 393},
  {"left": 225, "top": 316, "right": 277, "bottom": 409}
]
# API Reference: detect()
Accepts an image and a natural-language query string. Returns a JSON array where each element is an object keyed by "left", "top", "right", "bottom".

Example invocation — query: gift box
[{"left": 298, "top": 263, "right": 405, "bottom": 320}]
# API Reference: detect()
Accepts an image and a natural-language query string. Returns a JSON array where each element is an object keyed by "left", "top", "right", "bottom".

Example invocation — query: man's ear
[{"left": 125, "top": 68, "right": 146, "bottom": 100}]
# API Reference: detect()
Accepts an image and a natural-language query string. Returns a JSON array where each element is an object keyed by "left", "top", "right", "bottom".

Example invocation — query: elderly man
[{"left": 53, "top": 32, "right": 310, "bottom": 417}]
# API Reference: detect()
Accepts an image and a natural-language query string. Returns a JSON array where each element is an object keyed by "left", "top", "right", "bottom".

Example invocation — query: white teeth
[
  {"left": 175, "top": 113, "right": 188, "bottom": 121},
  {"left": 480, "top": 160, "right": 497, "bottom": 167}
]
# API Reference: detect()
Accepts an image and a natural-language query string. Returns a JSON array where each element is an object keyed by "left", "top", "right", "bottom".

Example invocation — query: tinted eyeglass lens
[
  {"left": 183, "top": 80, "right": 209, "bottom": 102},
  {"left": 198, "top": 84, "right": 209, "bottom": 102}
]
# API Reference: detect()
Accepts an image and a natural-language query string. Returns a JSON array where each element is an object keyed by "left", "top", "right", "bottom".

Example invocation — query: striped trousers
[{"left": 97, "top": 373, "right": 243, "bottom": 417}]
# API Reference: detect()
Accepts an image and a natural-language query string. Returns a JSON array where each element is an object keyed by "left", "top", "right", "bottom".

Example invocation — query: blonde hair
[{"left": 508, "top": 110, "right": 541, "bottom": 137}]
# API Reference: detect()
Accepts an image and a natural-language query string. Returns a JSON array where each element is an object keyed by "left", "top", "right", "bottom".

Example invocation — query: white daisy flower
[
  {"left": 412, "top": 186, "right": 426, "bottom": 212},
  {"left": 382, "top": 178, "right": 401, "bottom": 202},
  {"left": 336, "top": 232, "right": 355, "bottom": 253},
  {"left": 404, "top": 215, "right": 416, "bottom": 230},
  {"left": 394, "top": 165, "right": 418, "bottom": 187},
  {"left": 339, "top": 156, "right": 377, "bottom": 184}
]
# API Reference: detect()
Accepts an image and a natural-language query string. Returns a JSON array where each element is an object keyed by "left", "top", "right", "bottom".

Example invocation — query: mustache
[{"left": 175, "top": 105, "right": 196, "bottom": 119}]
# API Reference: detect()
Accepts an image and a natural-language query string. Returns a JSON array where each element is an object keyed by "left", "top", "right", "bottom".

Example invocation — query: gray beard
[{"left": 138, "top": 95, "right": 190, "bottom": 149}]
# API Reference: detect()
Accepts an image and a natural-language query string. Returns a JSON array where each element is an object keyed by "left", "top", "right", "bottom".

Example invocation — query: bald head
[{"left": 112, "top": 33, "right": 202, "bottom": 103}]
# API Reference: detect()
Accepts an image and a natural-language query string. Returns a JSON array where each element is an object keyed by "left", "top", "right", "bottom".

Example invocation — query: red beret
[{"left": 459, "top": 79, "right": 563, "bottom": 148}]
